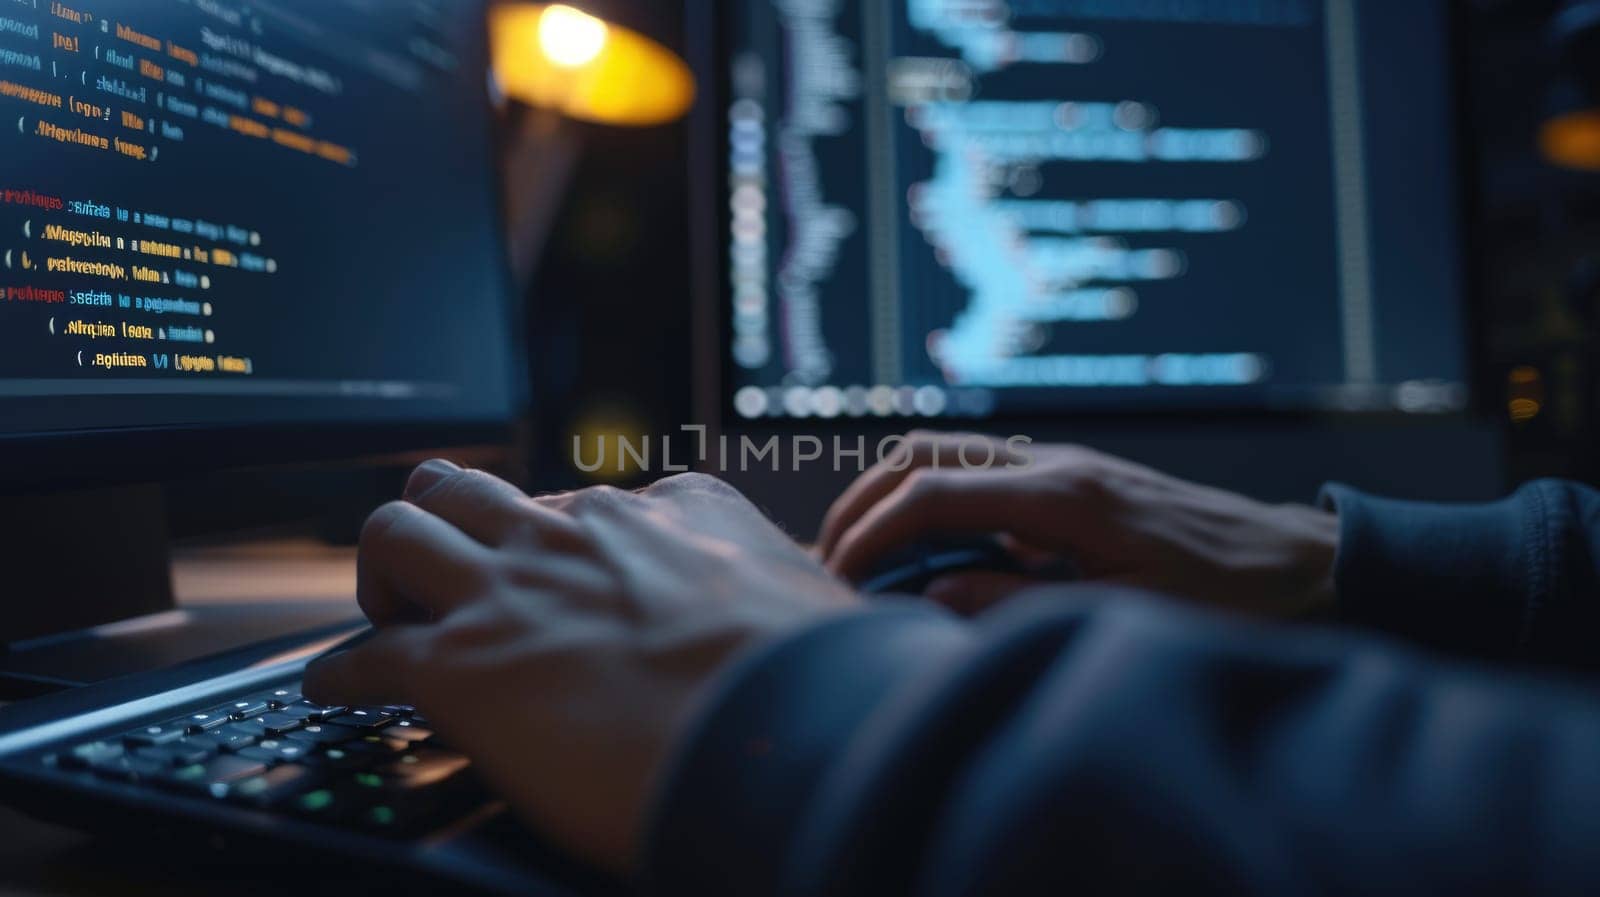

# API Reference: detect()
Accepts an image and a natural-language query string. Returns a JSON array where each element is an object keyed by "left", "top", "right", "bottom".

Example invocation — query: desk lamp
[
  {"left": 489, "top": 1, "right": 696, "bottom": 282},
  {"left": 491, "top": 2, "right": 695, "bottom": 127},
  {"left": 488, "top": 3, "right": 697, "bottom": 481}
]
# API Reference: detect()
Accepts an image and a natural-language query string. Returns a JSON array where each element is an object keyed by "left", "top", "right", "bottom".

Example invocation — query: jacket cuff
[
  {"left": 642, "top": 605, "right": 970, "bottom": 897},
  {"left": 1318, "top": 483, "right": 1539, "bottom": 656}
]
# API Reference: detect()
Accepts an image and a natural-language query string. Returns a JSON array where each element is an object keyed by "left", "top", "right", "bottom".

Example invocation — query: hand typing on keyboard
[{"left": 302, "top": 462, "right": 859, "bottom": 877}]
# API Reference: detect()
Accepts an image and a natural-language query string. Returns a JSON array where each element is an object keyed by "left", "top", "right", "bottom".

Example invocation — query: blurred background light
[
  {"left": 492, "top": 2, "right": 696, "bottom": 126},
  {"left": 1542, "top": 110, "right": 1600, "bottom": 172},
  {"left": 1544, "top": 1, "right": 1600, "bottom": 171},
  {"left": 539, "top": 4, "right": 609, "bottom": 68}
]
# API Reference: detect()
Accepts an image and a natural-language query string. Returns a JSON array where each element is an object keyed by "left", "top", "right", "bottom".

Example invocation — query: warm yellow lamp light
[
  {"left": 1541, "top": 109, "right": 1600, "bottom": 172},
  {"left": 492, "top": 3, "right": 695, "bottom": 127}
]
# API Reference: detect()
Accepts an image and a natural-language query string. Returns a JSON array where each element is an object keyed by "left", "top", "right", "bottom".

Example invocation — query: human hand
[
  {"left": 303, "top": 463, "right": 858, "bottom": 876},
  {"left": 818, "top": 433, "right": 1338, "bottom": 619}
]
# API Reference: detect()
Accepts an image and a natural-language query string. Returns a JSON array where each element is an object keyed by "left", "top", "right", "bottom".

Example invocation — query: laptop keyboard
[{"left": 41, "top": 683, "right": 488, "bottom": 836}]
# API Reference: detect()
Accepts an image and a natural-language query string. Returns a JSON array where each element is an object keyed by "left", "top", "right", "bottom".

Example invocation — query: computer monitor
[
  {"left": 0, "top": 0, "right": 519, "bottom": 658},
  {"left": 717, "top": 0, "right": 1471, "bottom": 421},
  {"left": 0, "top": 0, "right": 519, "bottom": 484}
]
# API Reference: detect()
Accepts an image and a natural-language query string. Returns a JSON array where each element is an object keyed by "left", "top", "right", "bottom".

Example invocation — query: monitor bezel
[
  {"left": 0, "top": 1, "right": 526, "bottom": 495},
  {"left": 690, "top": 0, "right": 1492, "bottom": 431}
]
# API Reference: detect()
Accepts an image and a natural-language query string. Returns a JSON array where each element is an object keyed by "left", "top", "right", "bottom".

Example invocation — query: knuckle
[
  {"left": 456, "top": 468, "right": 508, "bottom": 496},
  {"left": 428, "top": 609, "right": 502, "bottom": 661},
  {"left": 661, "top": 472, "right": 740, "bottom": 501},
  {"left": 529, "top": 489, "right": 579, "bottom": 515},
  {"left": 498, "top": 512, "right": 545, "bottom": 548},
  {"left": 360, "top": 501, "right": 413, "bottom": 548},
  {"left": 427, "top": 468, "right": 499, "bottom": 507},
  {"left": 589, "top": 485, "right": 628, "bottom": 503},
  {"left": 901, "top": 468, "right": 946, "bottom": 501},
  {"left": 566, "top": 485, "right": 620, "bottom": 512},
  {"left": 650, "top": 471, "right": 716, "bottom": 492},
  {"left": 1056, "top": 467, "right": 1108, "bottom": 505},
  {"left": 564, "top": 485, "right": 636, "bottom": 520}
]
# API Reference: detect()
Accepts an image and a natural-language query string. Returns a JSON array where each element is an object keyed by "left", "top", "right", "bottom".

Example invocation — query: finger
[
  {"left": 405, "top": 461, "right": 545, "bottom": 547},
  {"left": 357, "top": 501, "right": 493, "bottom": 626},
  {"left": 924, "top": 571, "right": 1039, "bottom": 616},
  {"left": 818, "top": 432, "right": 1009, "bottom": 558},
  {"left": 828, "top": 469, "right": 1032, "bottom": 582},
  {"left": 816, "top": 433, "right": 940, "bottom": 558},
  {"left": 303, "top": 624, "right": 433, "bottom": 708}
]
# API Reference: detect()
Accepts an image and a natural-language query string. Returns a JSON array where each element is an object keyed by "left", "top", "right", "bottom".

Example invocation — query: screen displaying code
[
  {"left": 725, "top": 0, "right": 1469, "bottom": 420},
  {"left": 0, "top": 0, "right": 516, "bottom": 434}
]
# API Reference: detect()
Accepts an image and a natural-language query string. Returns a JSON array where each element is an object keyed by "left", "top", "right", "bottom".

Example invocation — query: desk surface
[{"left": 0, "top": 541, "right": 365, "bottom": 897}]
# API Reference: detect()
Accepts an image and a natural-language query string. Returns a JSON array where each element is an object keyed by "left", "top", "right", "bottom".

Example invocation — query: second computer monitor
[{"left": 722, "top": 0, "right": 1468, "bottom": 420}]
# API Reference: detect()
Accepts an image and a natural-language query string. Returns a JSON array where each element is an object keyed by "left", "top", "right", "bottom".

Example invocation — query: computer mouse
[{"left": 859, "top": 536, "right": 1065, "bottom": 596}]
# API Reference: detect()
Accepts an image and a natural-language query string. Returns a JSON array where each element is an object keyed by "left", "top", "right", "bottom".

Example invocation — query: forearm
[
  {"left": 1321, "top": 479, "right": 1600, "bottom": 670},
  {"left": 646, "top": 590, "right": 1600, "bottom": 896}
]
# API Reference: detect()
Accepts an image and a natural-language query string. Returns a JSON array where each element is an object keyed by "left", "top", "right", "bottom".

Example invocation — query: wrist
[{"left": 1276, "top": 503, "right": 1341, "bottom": 619}]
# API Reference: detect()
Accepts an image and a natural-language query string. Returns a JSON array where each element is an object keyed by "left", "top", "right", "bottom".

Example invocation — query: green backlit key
[
  {"left": 164, "top": 754, "right": 269, "bottom": 797},
  {"left": 228, "top": 763, "right": 322, "bottom": 807}
]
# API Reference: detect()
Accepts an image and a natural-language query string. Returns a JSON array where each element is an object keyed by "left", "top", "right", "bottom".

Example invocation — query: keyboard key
[
  {"left": 343, "top": 733, "right": 410, "bottom": 756},
  {"left": 260, "top": 739, "right": 311, "bottom": 761},
  {"left": 292, "top": 787, "right": 339, "bottom": 816},
  {"left": 134, "top": 742, "right": 216, "bottom": 768},
  {"left": 88, "top": 752, "right": 169, "bottom": 783},
  {"left": 289, "top": 785, "right": 376, "bottom": 824},
  {"left": 356, "top": 751, "right": 482, "bottom": 834},
  {"left": 291, "top": 700, "right": 347, "bottom": 719},
  {"left": 263, "top": 688, "right": 301, "bottom": 708},
  {"left": 380, "top": 722, "right": 434, "bottom": 745},
  {"left": 378, "top": 748, "right": 470, "bottom": 786},
  {"left": 125, "top": 723, "right": 188, "bottom": 747},
  {"left": 274, "top": 703, "right": 320, "bottom": 721},
  {"left": 227, "top": 715, "right": 272, "bottom": 732},
  {"left": 330, "top": 708, "right": 392, "bottom": 729},
  {"left": 227, "top": 700, "right": 271, "bottom": 720},
  {"left": 285, "top": 753, "right": 481, "bottom": 835},
  {"left": 283, "top": 723, "right": 359, "bottom": 746},
  {"left": 228, "top": 763, "right": 323, "bottom": 807},
  {"left": 235, "top": 739, "right": 311, "bottom": 765},
  {"left": 195, "top": 723, "right": 263, "bottom": 752},
  {"left": 255, "top": 713, "right": 307, "bottom": 735},
  {"left": 60, "top": 740, "right": 124, "bottom": 770},
  {"left": 184, "top": 708, "right": 233, "bottom": 732},
  {"left": 286, "top": 700, "right": 347, "bottom": 722},
  {"left": 360, "top": 803, "right": 404, "bottom": 833},
  {"left": 298, "top": 746, "right": 372, "bottom": 771},
  {"left": 164, "top": 754, "right": 269, "bottom": 796}
]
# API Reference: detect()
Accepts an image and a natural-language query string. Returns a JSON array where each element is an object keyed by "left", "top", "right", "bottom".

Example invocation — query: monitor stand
[{"left": 0, "top": 486, "right": 361, "bottom": 698}]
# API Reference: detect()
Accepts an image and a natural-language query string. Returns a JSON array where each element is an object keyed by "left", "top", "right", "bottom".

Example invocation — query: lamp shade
[{"left": 491, "top": 3, "right": 695, "bottom": 127}]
